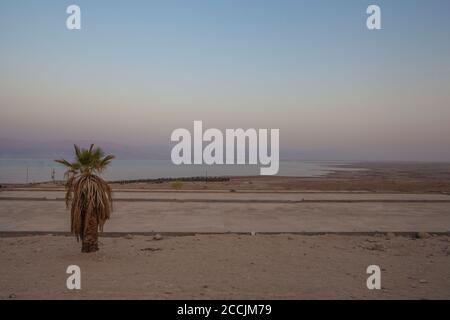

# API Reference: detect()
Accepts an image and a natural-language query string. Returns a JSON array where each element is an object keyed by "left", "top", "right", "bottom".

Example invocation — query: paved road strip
[{"left": 1, "top": 197, "right": 450, "bottom": 204}]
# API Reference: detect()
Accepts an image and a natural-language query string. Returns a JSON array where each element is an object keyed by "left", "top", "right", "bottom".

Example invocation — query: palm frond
[
  {"left": 57, "top": 144, "right": 114, "bottom": 175},
  {"left": 74, "top": 144, "right": 82, "bottom": 161},
  {"left": 54, "top": 159, "right": 73, "bottom": 168}
]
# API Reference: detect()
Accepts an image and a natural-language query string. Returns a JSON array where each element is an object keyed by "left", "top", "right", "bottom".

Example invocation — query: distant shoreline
[
  {"left": 1, "top": 162, "right": 449, "bottom": 193},
  {"left": 0, "top": 159, "right": 358, "bottom": 184}
]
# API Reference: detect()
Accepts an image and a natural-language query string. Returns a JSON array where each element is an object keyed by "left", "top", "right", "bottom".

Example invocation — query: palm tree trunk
[{"left": 81, "top": 212, "right": 99, "bottom": 253}]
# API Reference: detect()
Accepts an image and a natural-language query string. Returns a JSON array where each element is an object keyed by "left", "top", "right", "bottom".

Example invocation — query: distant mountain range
[
  {"left": 0, "top": 139, "right": 171, "bottom": 160},
  {"left": 0, "top": 138, "right": 347, "bottom": 161}
]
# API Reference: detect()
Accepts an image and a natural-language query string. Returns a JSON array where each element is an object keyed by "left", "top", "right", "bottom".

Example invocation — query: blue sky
[{"left": 1, "top": 0, "right": 450, "bottom": 160}]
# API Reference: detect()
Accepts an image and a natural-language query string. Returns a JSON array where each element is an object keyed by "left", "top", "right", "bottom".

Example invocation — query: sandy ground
[
  {"left": 1, "top": 191, "right": 449, "bottom": 233},
  {"left": 0, "top": 234, "right": 449, "bottom": 300},
  {"left": 1, "top": 200, "right": 450, "bottom": 233},
  {"left": 1, "top": 162, "right": 449, "bottom": 299}
]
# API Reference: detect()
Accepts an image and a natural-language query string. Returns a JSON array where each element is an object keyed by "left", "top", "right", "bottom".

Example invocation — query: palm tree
[{"left": 55, "top": 144, "right": 115, "bottom": 253}]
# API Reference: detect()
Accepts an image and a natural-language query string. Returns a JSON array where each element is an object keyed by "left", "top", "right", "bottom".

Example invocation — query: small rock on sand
[
  {"left": 416, "top": 232, "right": 431, "bottom": 239},
  {"left": 153, "top": 234, "right": 163, "bottom": 241},
  {"left": 124, "top": 234, "right": 133, "bottom": 240},
  {"left": 386, "top": 232, "right": 396, "bottom": 240},
  {"left": 364, "top": 243, "right": 385, "bottom": 251},
  {"left": 140, "top": 247, "right": 162, "bottom": 252}
]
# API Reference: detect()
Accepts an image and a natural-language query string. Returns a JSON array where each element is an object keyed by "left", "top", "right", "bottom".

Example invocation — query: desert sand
[
  {"left": 0, "top": 191, "right": 449, "bottom": 233},
  {"left": 1, "top": 234, "right": 449, "bottom": 299},
  {"left": 1, "top": 162, "right": 449, "bottom": 299}
]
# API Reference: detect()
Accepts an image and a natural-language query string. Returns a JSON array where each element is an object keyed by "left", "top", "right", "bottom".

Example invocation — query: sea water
[{"left": 0, "top": 159, "right": 355, "bottom": 184}]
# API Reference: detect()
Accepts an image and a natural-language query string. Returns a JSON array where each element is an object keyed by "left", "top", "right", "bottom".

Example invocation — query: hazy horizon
[
  {"left": 1, "top": 0, "right": 450, "bottom": 161},
  {"left": 1, "top": 137, "right": 450, "bottom": 162}
]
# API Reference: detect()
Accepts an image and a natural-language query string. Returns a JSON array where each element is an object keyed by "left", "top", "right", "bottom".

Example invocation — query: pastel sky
[{"left": 1, "top": 0, "right": 450, "bottom": 160}]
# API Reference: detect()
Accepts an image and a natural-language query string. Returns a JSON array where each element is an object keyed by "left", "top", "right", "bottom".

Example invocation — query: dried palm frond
[{"left": 65, "top": 174, "right": 112, "bottom": 241}]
